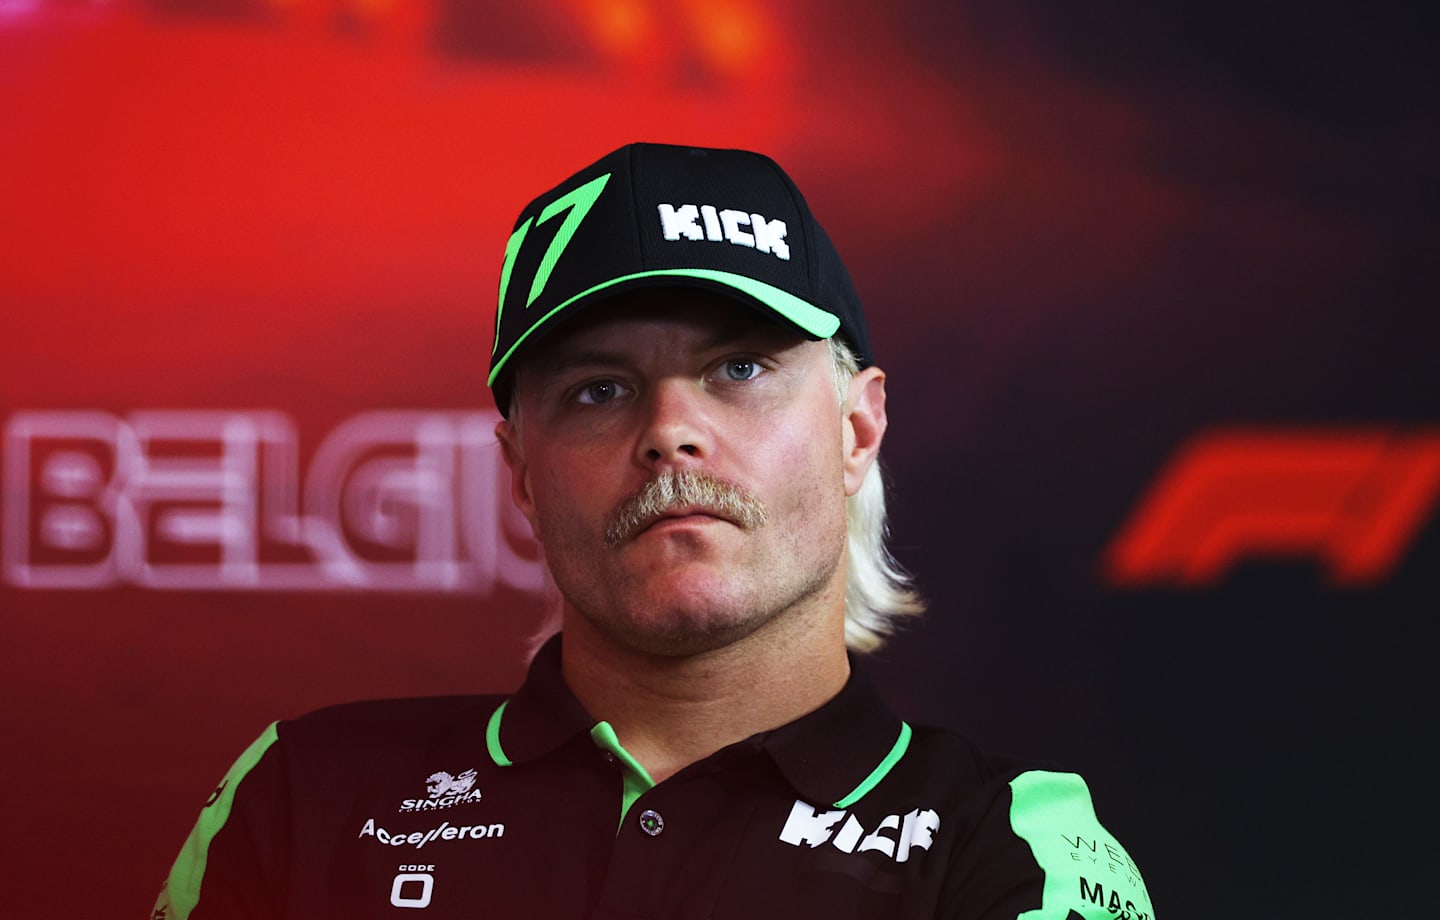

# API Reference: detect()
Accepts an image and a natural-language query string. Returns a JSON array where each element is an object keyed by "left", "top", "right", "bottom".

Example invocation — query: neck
[{"left": 559, "top": 596, "right": 850, "bottom": 784}]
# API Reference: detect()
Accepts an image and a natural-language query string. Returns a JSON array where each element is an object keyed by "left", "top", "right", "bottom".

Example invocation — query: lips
[{"left": 640, "top": 506, "right": 735, "bottom": 533}]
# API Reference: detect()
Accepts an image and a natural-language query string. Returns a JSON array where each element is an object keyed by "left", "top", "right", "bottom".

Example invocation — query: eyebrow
[
  {"left": 527, "top": 349, "right": 632, "bottom": 378},
  {"left": 700, "top": 324, "right": 783, "bottom": 353}
]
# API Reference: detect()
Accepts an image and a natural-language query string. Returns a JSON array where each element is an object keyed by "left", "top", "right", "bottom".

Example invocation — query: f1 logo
[{"left": 1104, "top": 428, "right": 1440, "bottom": 587}]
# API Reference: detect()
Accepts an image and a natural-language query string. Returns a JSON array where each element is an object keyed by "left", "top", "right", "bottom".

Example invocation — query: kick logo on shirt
[
  {"left": 399, "top": 768, "right": 483, "bottom": 812},
  {"left": 777, "top": 800, "right": 940, "bottom": 864}
]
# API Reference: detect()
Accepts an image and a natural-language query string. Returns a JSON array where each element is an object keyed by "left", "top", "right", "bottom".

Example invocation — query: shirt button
[{"left": 638, "top": 809, "right": 664, "bottom": 836}]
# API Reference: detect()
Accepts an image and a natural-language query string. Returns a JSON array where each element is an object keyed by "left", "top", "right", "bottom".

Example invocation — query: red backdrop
[{"left": 3, "top": 2, "right": 1436, "bottom": 916}]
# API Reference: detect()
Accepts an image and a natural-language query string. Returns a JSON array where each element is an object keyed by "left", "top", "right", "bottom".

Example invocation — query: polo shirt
[{"left": 154, "top": 637, "right": 1156, "bottom": 919}]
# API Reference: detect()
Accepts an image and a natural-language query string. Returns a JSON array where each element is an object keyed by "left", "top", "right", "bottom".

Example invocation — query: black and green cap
[{"left": 487, "top": 142, "right": 873, "bottom": 415}]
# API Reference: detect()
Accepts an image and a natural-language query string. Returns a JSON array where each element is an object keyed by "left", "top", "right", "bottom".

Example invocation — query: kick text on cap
[{"left": 657, "top": 204, "right": 790, "bottom": 260}]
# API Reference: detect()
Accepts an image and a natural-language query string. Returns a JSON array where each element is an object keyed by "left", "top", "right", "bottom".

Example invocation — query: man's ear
[
  {"left": 842, "top": 366, "right": 888, "bottom": 497},
  {"left": 495, "top": 417, "right": 541, "bottom": 539}
]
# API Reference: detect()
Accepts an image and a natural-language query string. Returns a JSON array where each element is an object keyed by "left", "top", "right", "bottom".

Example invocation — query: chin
[{"left": 603, "top": 597, "right": 778, "bottom": 658}]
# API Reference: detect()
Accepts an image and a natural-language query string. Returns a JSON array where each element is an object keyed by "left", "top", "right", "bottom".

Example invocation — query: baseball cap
[{"left": 487, "top": 142, "right": 872, "bottom": 415}]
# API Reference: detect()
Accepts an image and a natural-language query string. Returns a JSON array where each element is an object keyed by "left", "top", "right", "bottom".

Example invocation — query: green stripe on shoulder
[
  {"left": 1010, "top": 770, "right": 1156, "bottom": 920},
  {"left": 156, "top": 722, "right": 281, "bottom": 920}
]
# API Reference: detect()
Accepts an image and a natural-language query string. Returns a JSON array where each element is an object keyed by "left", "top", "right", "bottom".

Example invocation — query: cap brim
[{"left": 486, "top": 268, "right": 842, "bottom": 388}]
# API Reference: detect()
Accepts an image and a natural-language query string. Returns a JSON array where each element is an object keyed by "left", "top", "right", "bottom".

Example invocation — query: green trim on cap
[
  {"left": 833, "top": 720, "right": 911, "bottom": 809},
  {"left": 589, "top": 720, "right": 657, "bottom": 831},
  {"left": 487, "top": 268, "right": 843, "bottom": 387},
  {"left": 485, "top": 700, "right": 513, "bottom": 767},
  {"left": 158, "top": 722, "right": 280, "bottom": 920}
]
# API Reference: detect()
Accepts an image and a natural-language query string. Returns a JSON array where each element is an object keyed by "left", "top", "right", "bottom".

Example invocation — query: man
[{"left": 154, "top": 143, "right": 1157, "bottom": 919}]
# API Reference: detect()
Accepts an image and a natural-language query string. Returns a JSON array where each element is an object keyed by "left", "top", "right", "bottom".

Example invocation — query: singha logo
[
  {"left": 426, "top": 769, "right": 478, "bottom": 799},
  {"left": 399, "top": 769, "right": 484, "bottom": 812}
]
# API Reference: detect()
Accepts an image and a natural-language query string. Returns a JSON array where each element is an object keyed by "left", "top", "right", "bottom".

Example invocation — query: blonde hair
[{"left": 828, "top": 338, "right": 926, "bottom": 651}]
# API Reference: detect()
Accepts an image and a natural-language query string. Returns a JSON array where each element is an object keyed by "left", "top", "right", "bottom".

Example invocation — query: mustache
[{"left": 604, "top": 470, "right": 767, "bottom": 547}]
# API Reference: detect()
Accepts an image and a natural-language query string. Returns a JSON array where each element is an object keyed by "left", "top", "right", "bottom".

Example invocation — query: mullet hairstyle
[{"left": 828, "top": 337, "right": 926, "bottom": 651}]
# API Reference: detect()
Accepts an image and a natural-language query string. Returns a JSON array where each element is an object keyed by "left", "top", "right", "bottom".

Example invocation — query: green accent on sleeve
[
  {"left": 486, "top": 268, "right": 842, "bottom": 387},
  {"left": 1010, "top": 771, "right": 1157, "bottom": 920},
  {"left": 833, "top": 720, "right": 911, "bottom": 809},
  {"left": 589, "top": 721, "right": 656, "bottom": 831},
  {"left": 486, "top": 700, "right": 513, "bottom": 767},
  {"left": 158, "top": 723, "right": 280, "bottom": 920}
]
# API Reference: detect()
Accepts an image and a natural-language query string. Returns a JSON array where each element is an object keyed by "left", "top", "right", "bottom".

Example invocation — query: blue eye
[
  {"left": 576, "top": 380, "right": 626, "bottom": 405},
  {"left": 722, "top": 359, "right": 762, "bottom": 381}
]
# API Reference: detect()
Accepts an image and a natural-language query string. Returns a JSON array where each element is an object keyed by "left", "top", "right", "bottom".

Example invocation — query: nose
[{"left": 635, "top": 378, "right": 712, "bottom": 469}]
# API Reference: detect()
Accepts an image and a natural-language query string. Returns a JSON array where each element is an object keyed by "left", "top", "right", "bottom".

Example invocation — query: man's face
[{"left": 496, "top": 289, "right": 886, "bottom": 658}]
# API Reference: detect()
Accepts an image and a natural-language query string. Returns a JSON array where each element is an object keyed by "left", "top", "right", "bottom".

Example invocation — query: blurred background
[{"left": 2, "top": 1, "right": 1437, "bottom": 916}]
